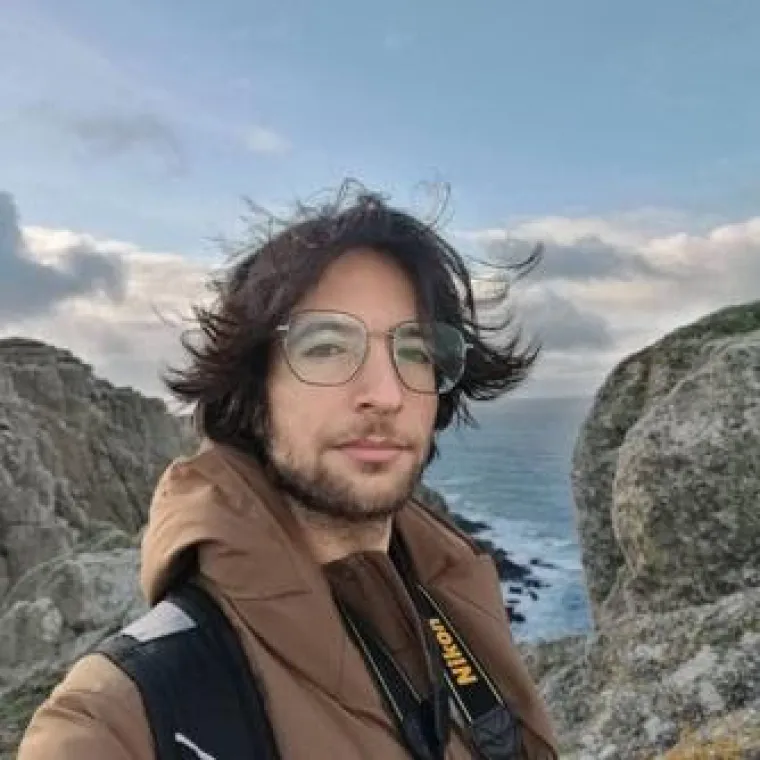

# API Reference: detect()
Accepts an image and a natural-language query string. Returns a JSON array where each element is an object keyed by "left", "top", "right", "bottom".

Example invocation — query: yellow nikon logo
[{"left": 429, "top": 618, "right": 478, "bottom": 686}]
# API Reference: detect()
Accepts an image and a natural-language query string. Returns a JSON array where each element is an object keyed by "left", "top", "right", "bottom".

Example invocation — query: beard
[{"left": 264, "top": 437, "right": 425, "bottom": 525}]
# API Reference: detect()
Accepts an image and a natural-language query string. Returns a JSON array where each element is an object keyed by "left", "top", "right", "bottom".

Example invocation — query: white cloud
[
  {"left": 2, "top": 220, "right": 214, "bottom": 401},
  {"left": 465, "top": 210, "right": 760, "bottom": 396},
  {"left": 0, "top": 192, "right": 126, "bottom": 321},
  {"left": 472, "top": 211, "right": 760, "bottom": 304},
  {"left": 467, "top": 216, "right": 648, "bottom": 249},
  {"left": 243, "top": 125, "right": 291, "bottom": 156},
  {"left": 3, "top": 201, "right": 760, "bottom": 402},
  {"left": 20, "top": 103, "right": 186, "bottom": 174},
  {"left": 513, "top": 288, "right": 614, "bottom": 351}
]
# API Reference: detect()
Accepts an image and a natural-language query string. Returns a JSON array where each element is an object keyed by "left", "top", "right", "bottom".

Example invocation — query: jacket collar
[{"left": 140, "top": 440, "right": 557, "bottom": 752}]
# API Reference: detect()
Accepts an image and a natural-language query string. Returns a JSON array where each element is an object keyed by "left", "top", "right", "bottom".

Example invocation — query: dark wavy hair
[{"left": 163, "top": 181, "right": 541, "bottom": 464}]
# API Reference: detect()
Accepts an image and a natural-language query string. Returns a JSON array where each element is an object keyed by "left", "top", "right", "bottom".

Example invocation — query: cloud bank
[
  {"left": 20, "top": 104, "right": 186, "bottom": 174},
  {"left": 0, "top": 191, "right": 126, "bottom": 321},
  {"left": 0, "top": 191, "right": 210, "bottom": 400},
  {"left": 2, "top": 191, "right": 759, "bottom": 400},
  {"left": 467, "top": 210, "right": 760, "bottom": 395}
]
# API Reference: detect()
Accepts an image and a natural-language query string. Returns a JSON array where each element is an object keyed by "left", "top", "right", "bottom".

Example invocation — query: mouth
[{"left": 334, "top": 438, "right": 410, "bottom": 465}]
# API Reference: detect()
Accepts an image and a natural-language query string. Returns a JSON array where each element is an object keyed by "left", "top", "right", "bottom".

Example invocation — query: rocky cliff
[
  {"left": 0, "top": 338, "right": 195, "bottom": 597},
  {"left": 0, "top": 338, "right": 194, "bottom": 755},
  {"left": 571, "top": 302, "right": 760, "bottom": 629},
  {"left": 2, "top": 301, "right": 760, "bottom": 759},
  {"left": 523, "top": 301, "right": 760, "bottom": 758}
]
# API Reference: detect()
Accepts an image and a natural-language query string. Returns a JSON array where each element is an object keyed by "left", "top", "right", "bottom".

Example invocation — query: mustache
[{"left": 329, "top": 423, "right": 415, "bottom": 448}]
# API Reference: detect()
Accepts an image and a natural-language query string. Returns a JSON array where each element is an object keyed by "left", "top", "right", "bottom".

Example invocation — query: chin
[{"left": 341, "top": 471, "right": 417, "bottom": 508}]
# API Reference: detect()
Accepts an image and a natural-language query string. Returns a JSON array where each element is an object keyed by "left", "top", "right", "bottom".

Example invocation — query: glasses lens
[
  {"left": 283, "top": 312, "right": 365, "bottom": 385},
  {"left": 394, "top": 322, "right": 466, "bottom": 394}
]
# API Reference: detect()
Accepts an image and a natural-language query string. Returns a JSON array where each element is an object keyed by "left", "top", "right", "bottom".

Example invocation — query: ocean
[{"left": 425, "top": 395, "right": 595, "bottom": 643}]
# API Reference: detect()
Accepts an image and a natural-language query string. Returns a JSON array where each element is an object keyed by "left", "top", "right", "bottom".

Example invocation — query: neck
[{"left": 288, "top": 502, "right": 393, "bottom": 564}]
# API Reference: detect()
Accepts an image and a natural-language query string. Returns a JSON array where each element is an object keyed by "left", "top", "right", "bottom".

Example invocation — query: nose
[{"left": 353, "top": 337, "right": 404, "bottom": 412}]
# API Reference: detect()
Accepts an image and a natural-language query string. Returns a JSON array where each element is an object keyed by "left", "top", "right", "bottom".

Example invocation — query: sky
[{"left": 1, "top": 0, "right": 760, "bottom": 400}]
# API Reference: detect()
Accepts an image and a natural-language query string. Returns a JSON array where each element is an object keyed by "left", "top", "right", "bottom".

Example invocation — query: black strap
[
  {"left": 337, "top": 583, "right": 525, "bottom": 760},
  {"left": 97, "top": 582, "right": 279, "bottom": 760},
  {"left": 390, "top": 529, "right": 537, "bottom": 759},
  {"left": 169, "top": 582, "right": 280, "bottom": 758},
  {"left": 337, "top": 599, "right": 447, "bottom": 760},
  {"left": 414, "top": 584, "right": 523, "bottom": 760}
]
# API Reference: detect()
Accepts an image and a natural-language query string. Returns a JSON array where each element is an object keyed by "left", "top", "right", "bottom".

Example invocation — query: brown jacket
[{"left": 18, "top": 442, "right": 558, "bottom": 759}]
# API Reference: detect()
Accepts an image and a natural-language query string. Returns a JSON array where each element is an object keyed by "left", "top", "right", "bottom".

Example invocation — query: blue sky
[
  {"left": 2, "top": 0, "right": 760, "bottom": 397},
  {"left": 4, "top": 0, "right": 760, "bottom": 251}
]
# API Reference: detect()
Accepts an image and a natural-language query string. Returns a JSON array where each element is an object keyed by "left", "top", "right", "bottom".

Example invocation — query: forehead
[{"left": 296, "top": 247, "right": 420, "bottom": 325}]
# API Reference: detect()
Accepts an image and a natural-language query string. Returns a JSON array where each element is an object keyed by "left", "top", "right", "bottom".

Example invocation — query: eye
[
  {"left": 289, "top": 326, "right": 358, "bottom": 360},
  {"left": 301, "top": 341, "right": 348, "bottom": 358},
  {"left": 396, "top": 340, "right": 433, "bottom": 365}
]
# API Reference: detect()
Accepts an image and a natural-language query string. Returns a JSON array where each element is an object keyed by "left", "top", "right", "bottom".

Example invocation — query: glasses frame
[{"left": 274, "top": 309, "right": 471, "bottom": 395}]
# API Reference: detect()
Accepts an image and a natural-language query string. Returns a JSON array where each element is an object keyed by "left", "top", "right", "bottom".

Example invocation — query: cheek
[
  {"left": 268, "top": 364, "right": 338, "bottom": 448},
  {"left": 409, "top": 395, "right": 438, "bottom": 438},
  {"left": 268, "top": 361, "right": 301, "bottom": 445}
]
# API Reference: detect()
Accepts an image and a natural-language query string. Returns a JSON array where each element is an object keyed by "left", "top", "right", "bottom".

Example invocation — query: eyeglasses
[{"left": 275, "top": 310, "right": 469, "bottom": 394}]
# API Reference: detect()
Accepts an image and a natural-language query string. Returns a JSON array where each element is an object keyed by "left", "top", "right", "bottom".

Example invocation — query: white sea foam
[{"left": 425, "top": 397, "right": 594, "bottom": 641}]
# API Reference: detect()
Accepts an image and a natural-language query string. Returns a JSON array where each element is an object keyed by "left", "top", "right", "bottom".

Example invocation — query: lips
[{"left": 335, "top": 439, "right": 408, "bottom": 464}]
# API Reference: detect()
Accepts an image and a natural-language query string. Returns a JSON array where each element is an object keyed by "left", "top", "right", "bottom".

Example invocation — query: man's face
[{"left": 266, "top": 248, "right": 438, "bottom": 522}]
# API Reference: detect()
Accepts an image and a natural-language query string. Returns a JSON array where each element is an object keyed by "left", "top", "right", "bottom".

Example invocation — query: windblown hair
[{"left": 163, "top": 180, "right": 541, "bottom": 463}]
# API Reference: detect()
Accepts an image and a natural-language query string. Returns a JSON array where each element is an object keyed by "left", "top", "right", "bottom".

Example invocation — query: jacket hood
[
  {"left": 140, "top": 440, "right": 310, "bottom": 605},
  {"left": 141, "top": 441, "right": 471, "bottom": 607},
  {"left": 139, "top": 441, "right": 559, "bottom": 755}
]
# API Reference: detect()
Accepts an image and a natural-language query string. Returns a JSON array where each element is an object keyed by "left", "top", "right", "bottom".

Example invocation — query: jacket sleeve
[{"left": 16, "top": 653, "right": 155, "bottom": 760}]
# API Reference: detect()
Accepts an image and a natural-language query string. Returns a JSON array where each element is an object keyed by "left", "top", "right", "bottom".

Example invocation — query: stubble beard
[{"left": 265, "top": 442, "right": 424, "bottom": 525}]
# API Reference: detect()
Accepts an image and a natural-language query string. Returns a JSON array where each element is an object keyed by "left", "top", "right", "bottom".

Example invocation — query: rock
[
  {"left": 415, "top": 482, "right": 550, "bottom": 623},
  {"left": 0, "top": 545, "right": 145, "bottom": 695},
  {"left": 519, "top": 587, "right": 760, "bottom": 758},
  {"left": 415, "top": 483, "right": 490, "bottom": 536},
  {"left": 0, "top": 338, "right": 196, "bottom": 598},
  {"left": 0, "top": 668, "right": 66, "bottom": 760},
  {"left": 534, "top": 301, "right": 760, "bottom": 758},
  {"left": 0, "top": 541, "right": 146, "bottom": 758},
  {"left": 530, "top": 558, "right": 559, "bottom": 570},
  {"left": 571, "top": 301, "right": 760, "bottom": 628},
  {"left": 450, "top": 513, "right": 491, "bottom": 535},
  {"left": 0, "top": 599, "right": 64, "bottom": 671},
  {"left": 414, "top": 481, "right": 449, "bottom": 512},
  {"left": 651, "top": 706, "right": 760, "bottom": 759},
  {"left": 0, "top": 337, "right": 190, "bottom": 752}
]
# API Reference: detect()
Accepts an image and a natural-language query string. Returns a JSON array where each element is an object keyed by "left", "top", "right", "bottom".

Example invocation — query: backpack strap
[{"left": 96, "top": 582, "right": 279, "bottom": 760}]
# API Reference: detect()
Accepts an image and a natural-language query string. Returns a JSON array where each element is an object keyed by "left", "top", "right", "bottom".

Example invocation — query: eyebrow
[
  {"left": 395, "top": 322, "right": 427, "bottom": 338},
  {"left": 291, "top": 318, "right": 357, "bottom": 337}
]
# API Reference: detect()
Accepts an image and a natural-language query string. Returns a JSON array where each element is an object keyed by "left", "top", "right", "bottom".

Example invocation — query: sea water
[{"left": 425, "top": 396, "right": 595, "bottom": 643}]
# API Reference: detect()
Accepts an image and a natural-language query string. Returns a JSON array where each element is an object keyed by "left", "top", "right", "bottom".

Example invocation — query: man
[{"left": 18, "top": 187, "right": 558, "bottom": 758}]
